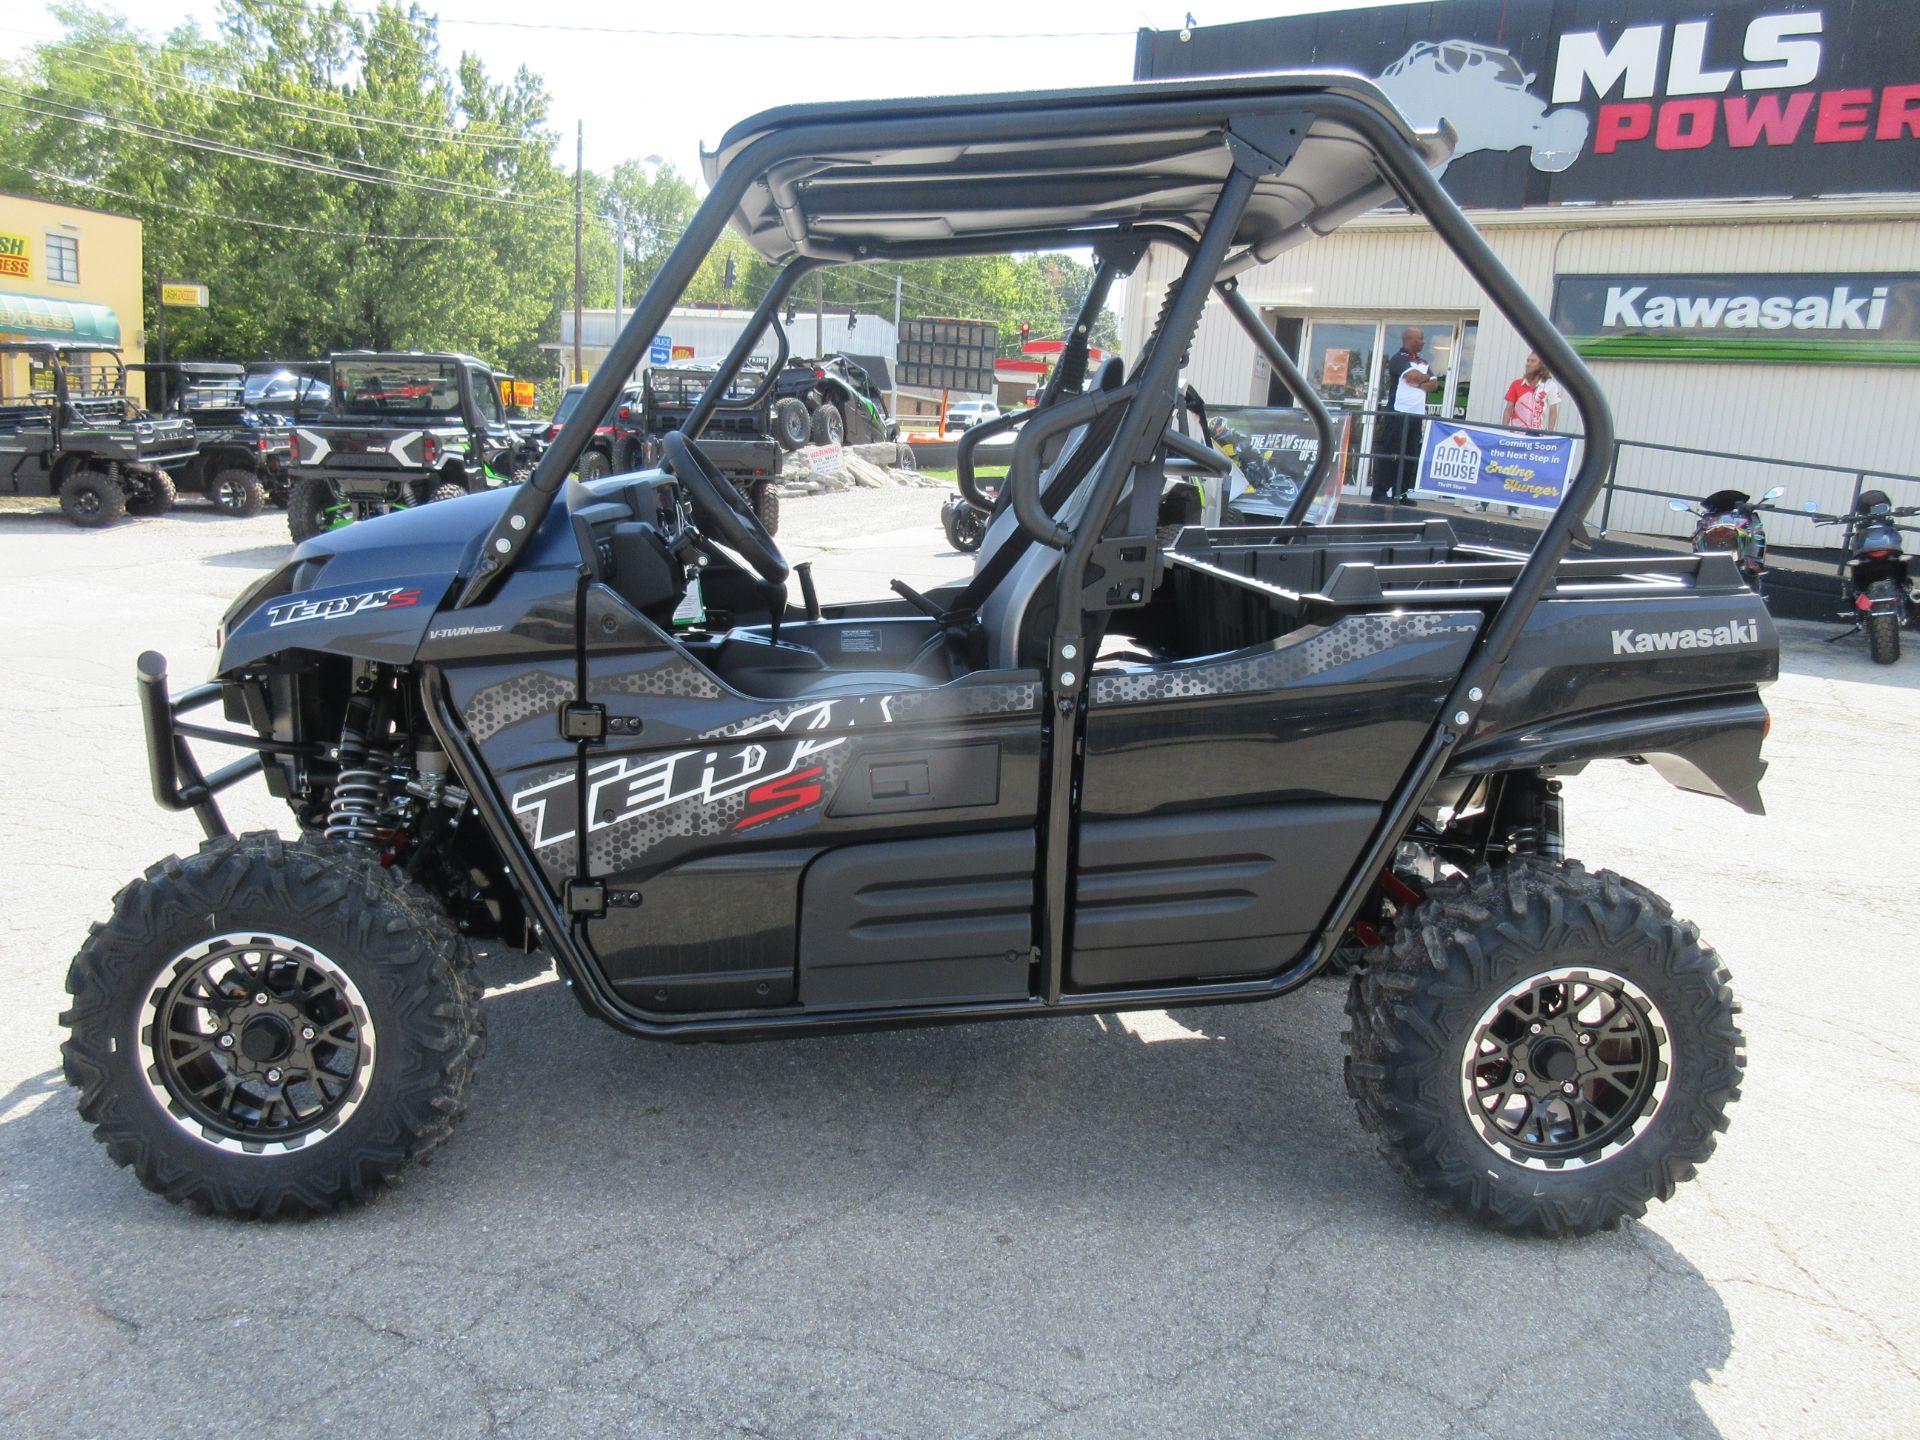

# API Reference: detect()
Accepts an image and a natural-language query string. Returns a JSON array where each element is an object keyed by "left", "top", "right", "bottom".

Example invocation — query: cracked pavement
[{"left": 2, "top": 491, "right": 1916, "bottom": 1438}]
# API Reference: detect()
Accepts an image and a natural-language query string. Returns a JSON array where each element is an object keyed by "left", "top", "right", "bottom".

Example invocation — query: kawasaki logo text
[{"left": 1611, "top": 620, "right": 1758, "bottom": 655}]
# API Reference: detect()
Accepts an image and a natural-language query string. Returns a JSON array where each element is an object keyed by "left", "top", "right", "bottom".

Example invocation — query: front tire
[
  {"left": 1866, "top": 582, "right": 1901, "bottom": 664},
  {"left": 62, "top": 833, "right": 484, "bottom": 1218},
  {"left": 749, "top": 480, "right": 780, "bottom": 536},
  {"left": 210, "top": 465, "right": 267, "bottom": 517},
  {"left": 577, "top": 447, "right": 612, "bottom": 483},
  {"left": 809, "top": 403, "right": 844, "bottom": 446},
  {"left": 58, "top": 465, "right": 127, "bottom": 527},
  {"left": 1345, "top": 860, "right": 1743, "bottom": 1237}
]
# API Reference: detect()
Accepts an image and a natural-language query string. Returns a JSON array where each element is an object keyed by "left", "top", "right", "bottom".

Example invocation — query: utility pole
[
  {"left": 612, "top": 211, "right": 625, "bottom": 339},
  {"left": 889, "top": 272, "right": 902, "bottom": 419},
  {"left": 572, "top": 120, "right": 584, "bottom": 383},
  {"left": 814, "top": 270, "right": 824, "bottom": 358}
]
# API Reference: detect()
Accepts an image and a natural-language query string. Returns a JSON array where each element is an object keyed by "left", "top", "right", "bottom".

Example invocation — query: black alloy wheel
[
  {"left": 1461, "top": 968, "right": 1666, "bottom": 1169},
  {"left": 142, "top": 934, "right": 374, "bottom": 1151}
]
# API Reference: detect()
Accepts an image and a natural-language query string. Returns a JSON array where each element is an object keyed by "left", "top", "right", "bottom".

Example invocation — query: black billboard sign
[
  {"left": 897, "top": 318, "right": 999, "bottom": 395},
  {"left": 1136, "top": 1, "right": 1920, "bottom": 208},
  {"left": 1553, "top": 272, "right": 1920, "bottom": 362}
]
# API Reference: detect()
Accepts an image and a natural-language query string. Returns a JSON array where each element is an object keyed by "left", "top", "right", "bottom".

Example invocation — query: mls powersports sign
[
  {"left": 1554, "top": 272, "right": 1920, "bottom": 362},
  {"left": 1136, "top": 0, "right": 1920, "bottom": 206}
]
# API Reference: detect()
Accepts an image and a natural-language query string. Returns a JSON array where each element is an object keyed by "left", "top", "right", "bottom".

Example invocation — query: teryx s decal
[
  {"left": 265, "top": 587, "right": 421, "bottom": 627},
  {"left": 735, "top": 767, "right": 826, "bottom": 831}
]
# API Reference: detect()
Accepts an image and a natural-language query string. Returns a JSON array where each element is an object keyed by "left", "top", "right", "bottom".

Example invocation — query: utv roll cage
[{"left": 421, "top": 73, "right": 1617, "bottom": 1028}]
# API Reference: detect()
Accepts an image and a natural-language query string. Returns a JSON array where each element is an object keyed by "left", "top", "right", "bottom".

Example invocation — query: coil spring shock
[
  {"left": 1507, "top": 780, "right": 1565, "bottom": 863},
  {"left": 324, "top": 694, "right": 390, "bottom": 847},
  {"left": 325, "top": 760, "right": 394, "bottom": 845}
]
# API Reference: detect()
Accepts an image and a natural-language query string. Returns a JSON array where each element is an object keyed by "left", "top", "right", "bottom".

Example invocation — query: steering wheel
[{"left": 661, "top": 430, "right": 788, "bottom": 585}]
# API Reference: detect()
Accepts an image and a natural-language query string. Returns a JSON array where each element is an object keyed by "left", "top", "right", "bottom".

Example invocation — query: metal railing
[{"left": 1311, "top": 405, "right": 1920, "bottom": 583}]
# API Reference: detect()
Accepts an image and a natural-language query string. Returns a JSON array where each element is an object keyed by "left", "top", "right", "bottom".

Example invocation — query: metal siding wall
[{"left": 1126, "top": 218, "right": 1920, "bottom": 545}]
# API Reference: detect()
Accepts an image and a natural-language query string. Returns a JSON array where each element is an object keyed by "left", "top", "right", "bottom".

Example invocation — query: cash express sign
[{"left": 1137, "top": 0, "right": 1920, "bottom": 205}]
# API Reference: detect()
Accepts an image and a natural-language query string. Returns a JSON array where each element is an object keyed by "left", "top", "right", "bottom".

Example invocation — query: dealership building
[{"left": 1126, "top": 0, "right": 1920, "bottom": 546}]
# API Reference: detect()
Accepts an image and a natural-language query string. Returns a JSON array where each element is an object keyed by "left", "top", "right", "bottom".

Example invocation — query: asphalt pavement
[{"left": 2, "top": 489, "right": 1916, "bottom": 1438}]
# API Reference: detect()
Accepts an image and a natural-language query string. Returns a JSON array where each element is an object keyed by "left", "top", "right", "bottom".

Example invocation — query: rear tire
[
  {"left": 1866, "top": 582, "right": 1901, "bottom": 664},
  {"left": 577, "top": 448, "right": 611, "bottom": 483},
  {"left": 61, "top": 832, "right": 484, "bottom": 1219},
  {"left": 1345, "top": 860, "right": 1743, "bottom": 1237},
  {"left": 427, "top": 481, "right": 468, "bottom": 505},
  {"left": 772, "top": 398, "right": 811, "bottom": 451},
  {"left": 59, "top": 466, "right": 128, "bottom": 527},
  {"left": 124, "top": 468, "right": 177, "bottom": 517},
  {"left": 942, "top": 500, "right": 984, "bottom": 553},
  {"left": 286, "top": 475, "right": 343, "bottom": 543},
  {"left": 613, "top": 436, "right": 645, "bottom": 473},
  {"left": 210, "top": 466, "right": 266, "bottom": 517},
  {"left": 809, "top": 404, "right": 843, "bottom": 446},
  {"left": 750, "top": 480, "right": 780, "bottom": 535}
]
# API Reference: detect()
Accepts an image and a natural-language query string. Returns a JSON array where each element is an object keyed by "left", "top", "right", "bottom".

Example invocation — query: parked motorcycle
[
  {"left": 1802, "top": 490, "right": 1920, "bottom": 665},
  {"left": 1668, "top": 486, "right": 1784, "bottom": 592}
]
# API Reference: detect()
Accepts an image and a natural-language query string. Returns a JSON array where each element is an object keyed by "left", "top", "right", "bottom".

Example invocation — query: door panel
[
  {"left": 799, "top": 830, "right": 1035, "bottom": 1007},
  {"left": 1070, "top": 803, "right": 1376, "bottom": 987},
  {"left": 570, "top": 594, "right": 1047, "bottom": 1011}
]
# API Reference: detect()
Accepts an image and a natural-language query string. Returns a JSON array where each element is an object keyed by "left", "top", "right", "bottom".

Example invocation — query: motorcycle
[
  {"left": 941, "top": 480, "right": 996, "bottom": 553},
  {"left": 1668, "top": 485, "right": 1784, "bottom": 592},
  {"left": 1802, "top": 490, "right": 1920, "bottom": 665}
]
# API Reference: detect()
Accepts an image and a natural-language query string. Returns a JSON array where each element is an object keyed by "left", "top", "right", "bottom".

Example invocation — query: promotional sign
[
  {"left": 1209, "top": 406, "right": 1338, "bottom": 524},
  {"left": 1554, "top": 271, "right": 1920, "bottom": 363},
  {"left": 1416, "top": 420, "right": 1576, "bottom": 509},
  {"left": 1321, "top": 349, "right": 1350, "bottom": 386},
  {"left": 898, "top": 318, "right": 999, "bottom": 395},
  {"left": 0, "top": 233, "right": 30, "bottom": 280},
  {"left": 649, "top": 335, "right": 672, "bottom": 364},
  {"left": 160, "top": 282, "right": 208, "bottom": 308},
  {"left": 1137, "top": 1, "right": 1920, "bottom": 207}
]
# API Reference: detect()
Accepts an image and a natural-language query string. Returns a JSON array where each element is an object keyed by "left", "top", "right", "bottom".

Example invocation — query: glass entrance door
[
  {"left": 1301, "top": 321, "right": 1378, "bottom": 494},
  {"left": 1295, "top": 317, "right": 1469, "bottom": 496}
]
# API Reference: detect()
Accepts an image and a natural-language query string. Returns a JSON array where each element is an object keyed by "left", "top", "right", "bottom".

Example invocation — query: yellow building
[{"left": 0, "top": 192, "right": 144, "bottom": 367}]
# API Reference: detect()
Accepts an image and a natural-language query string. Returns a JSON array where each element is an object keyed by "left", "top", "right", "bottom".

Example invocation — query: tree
[{"left": 0, "top": 1, "right": 573, "bottom": 374}]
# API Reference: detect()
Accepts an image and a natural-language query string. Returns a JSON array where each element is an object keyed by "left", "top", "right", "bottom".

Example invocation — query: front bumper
[{"left": 135, "top": 652, "right": 316, "bottom": 839}]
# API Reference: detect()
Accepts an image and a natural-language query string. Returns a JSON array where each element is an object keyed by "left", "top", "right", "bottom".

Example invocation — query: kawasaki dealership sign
[
  {"left": 1137, "top": 0, "right": 1920, "bottom": 206},
  {"left": 1553, "top": 273, "right": 1920, "bottom": 363}
]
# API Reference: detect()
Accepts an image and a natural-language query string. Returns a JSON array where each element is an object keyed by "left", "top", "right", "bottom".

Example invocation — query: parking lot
[{"left": 2, "top": 489, "right": 1916, "bottom": 1439}]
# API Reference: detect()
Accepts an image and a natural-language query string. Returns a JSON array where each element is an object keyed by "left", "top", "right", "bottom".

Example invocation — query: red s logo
[{"left": 735, "top": 766, "right": 825, "bottom": 830}]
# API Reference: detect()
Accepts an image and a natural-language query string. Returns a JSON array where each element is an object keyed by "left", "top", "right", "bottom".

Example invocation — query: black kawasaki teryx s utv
[
  {"left": 129, "top": 361, "right": 292, "bottom": 517},
  {"left": 0, "top": 341, "right": 196, "bottom": 525},
  {"left": 284, "top": 351, "right": 529, "bottom": 543},
  {"left": 70, "top": 76, "right": 1770, "bottom": 1235}
]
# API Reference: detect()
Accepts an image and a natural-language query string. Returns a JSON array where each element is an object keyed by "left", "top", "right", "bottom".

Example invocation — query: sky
[{"left": 0, "top": 0, "right": 1425, "bottom": 181}]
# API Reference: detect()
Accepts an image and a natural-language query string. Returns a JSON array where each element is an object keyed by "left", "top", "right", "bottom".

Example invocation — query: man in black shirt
[{"left": 1374, "top": 326, "right": 1440, "bottom": 503}]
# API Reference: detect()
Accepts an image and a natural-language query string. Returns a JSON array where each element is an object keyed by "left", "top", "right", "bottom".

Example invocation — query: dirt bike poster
[{"left": 1208, "top": 407, "right": 1338, "bottom": 524}]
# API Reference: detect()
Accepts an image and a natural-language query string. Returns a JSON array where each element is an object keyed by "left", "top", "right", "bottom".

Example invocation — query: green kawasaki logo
[{"left": 1553, "top": 272, "right": 1920, "bottom": 365}]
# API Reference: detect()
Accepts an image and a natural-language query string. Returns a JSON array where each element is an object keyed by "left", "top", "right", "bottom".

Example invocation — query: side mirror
[
  {"left": 1762, "top": 485, "right": 1785, "bottom": 501},
  {"left": 1668, "top": 499, "right": 1694, "bottom": 512}
]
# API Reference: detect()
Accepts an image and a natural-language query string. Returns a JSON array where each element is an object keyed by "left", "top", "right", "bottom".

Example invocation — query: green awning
[{"left": 0, "top": 292, "right": 121, "bottom": 345}]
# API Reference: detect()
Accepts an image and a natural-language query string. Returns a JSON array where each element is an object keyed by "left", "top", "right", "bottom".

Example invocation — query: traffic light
[{"left": 723, "top": 256, "right": 737, "bottom": 291}]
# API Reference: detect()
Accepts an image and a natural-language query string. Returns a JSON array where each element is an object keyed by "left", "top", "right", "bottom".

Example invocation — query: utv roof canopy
[{"left": 701, "top": 73, "right": 1453, "bottom": 268}]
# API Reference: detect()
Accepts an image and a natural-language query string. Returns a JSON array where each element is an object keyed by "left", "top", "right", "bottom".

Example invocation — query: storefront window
[{"left": 45, "top": 234, "right": 78, "bottom": 285}]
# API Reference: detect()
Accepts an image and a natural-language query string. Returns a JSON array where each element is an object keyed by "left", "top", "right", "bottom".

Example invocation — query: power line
[
  {"left": 228, "top": 0, "right": 1130, "bottom": 45},
  {"left": 20, "top": 166, "right": 484, "bottom": 242},
  {"left": 0, "top": 79, "right": 549, "bottom": 204},
  {"left": 10, "top": 34, "right": 545, "bottom": 152},
  {"left": 0, "top": 88, "right": 563, "bottom": 212}
]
